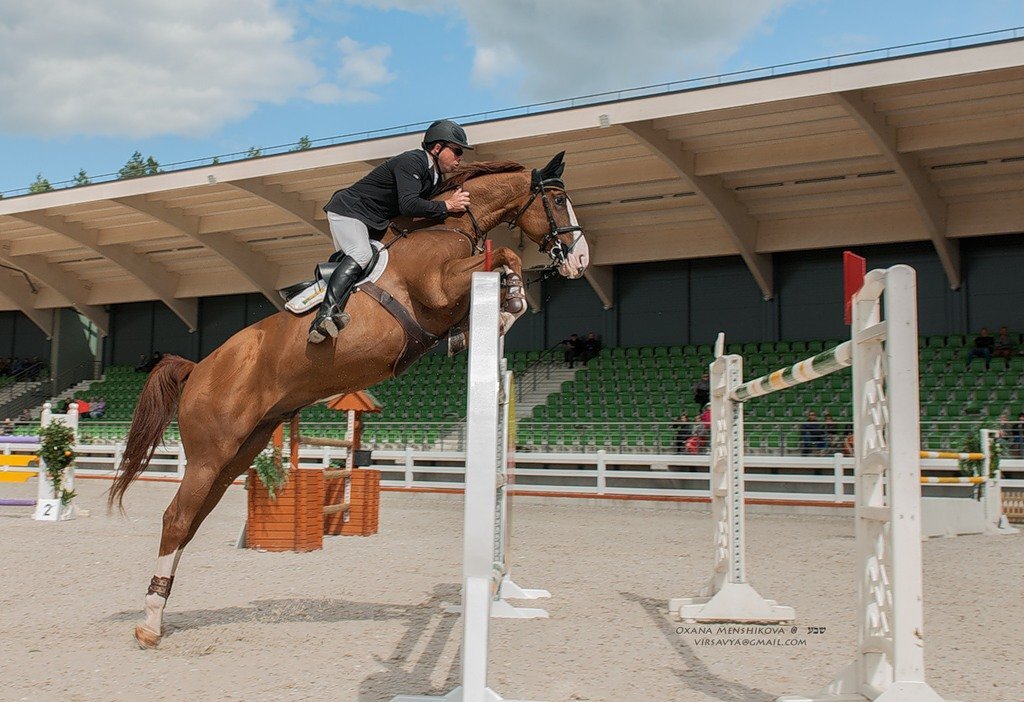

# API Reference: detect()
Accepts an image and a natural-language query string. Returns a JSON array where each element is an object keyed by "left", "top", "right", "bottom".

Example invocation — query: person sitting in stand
[
  {"left": 89, "top": 397, "right": 107, "bottom": 419},
  {"left": 308, "top": 119, "right": 474, "bottom": 343},
  {"left": 560, "top": 333, "right": 583, "bottom": 368},
  {"left": 671, "top": 412, "right": 692, "bottom": 455},
  {"left": 582, "top": 332, "right": 602, "bottom": 364},
  {"left": 993, "top": 326, "right": 1016, "bottom": 368},
  {"left": 965, "top": 327, "right": 994, "bottom": 370}
]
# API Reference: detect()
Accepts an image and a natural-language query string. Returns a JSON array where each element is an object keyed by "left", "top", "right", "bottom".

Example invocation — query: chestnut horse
[{"left": 108, "top": 153, "right": 588, "bottom": 648}]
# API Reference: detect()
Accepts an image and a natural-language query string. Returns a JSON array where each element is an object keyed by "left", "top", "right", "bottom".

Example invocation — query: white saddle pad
[{"left": 286, "top": 240, "right": 389, "bottom": 314}]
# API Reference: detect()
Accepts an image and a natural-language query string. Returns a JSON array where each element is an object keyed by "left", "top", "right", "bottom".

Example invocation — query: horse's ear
[{"left": 541, "top": 151, "right": 566, "bottom": 180}]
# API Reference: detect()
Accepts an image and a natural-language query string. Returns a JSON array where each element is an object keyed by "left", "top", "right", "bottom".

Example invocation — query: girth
[{"left": 358, "top": 281, "right": 440, "bottom": 375}]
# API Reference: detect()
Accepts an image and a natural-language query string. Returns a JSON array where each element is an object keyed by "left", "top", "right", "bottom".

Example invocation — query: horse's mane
[{"left": 436, "top": 161, "right": 526, "bottom": 194}]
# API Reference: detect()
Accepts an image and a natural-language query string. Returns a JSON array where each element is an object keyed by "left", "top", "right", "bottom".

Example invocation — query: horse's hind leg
[{"left": 135, "top": 422, "right": 278, "bottom": 648}]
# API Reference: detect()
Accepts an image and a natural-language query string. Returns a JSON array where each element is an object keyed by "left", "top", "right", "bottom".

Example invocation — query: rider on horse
[{"left": 308, "top": 119, "right": 475, "bottom": 343}]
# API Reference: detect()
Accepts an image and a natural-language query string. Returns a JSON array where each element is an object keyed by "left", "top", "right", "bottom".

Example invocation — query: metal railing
[
  {"left": 0, "top": 360, "right": 98, "bottom": 422},
  {"left": 514, "top": 345, "right": 571, "bottom": 398},
  {"left": 56, "top": 417, "right": 1012, "bottom": 461}
]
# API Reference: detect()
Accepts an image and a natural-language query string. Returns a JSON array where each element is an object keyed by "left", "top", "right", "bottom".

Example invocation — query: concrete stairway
[{"left": 514, "top": 362, "right": 583, "bottom": 420}]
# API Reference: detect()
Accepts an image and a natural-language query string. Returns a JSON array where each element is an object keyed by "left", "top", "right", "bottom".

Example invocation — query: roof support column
[
  {"left": 835, "top": 90, "right": 960, "bottom": 289},
  {"left": 622, "top": 120, "right": 773, "bottom": 299}
]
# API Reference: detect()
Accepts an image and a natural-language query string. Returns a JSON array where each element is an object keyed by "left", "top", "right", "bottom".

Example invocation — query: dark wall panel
[
  {"left": 152, "top": 305, "right": 194, "bottom": 360},
  {"left": 618, "top": 261, "right": 689, "bottom": 347},
  {"left": 199, "top": 296, "right": 246, "bottom": 359},
  {"left": 245, "top": 293, "right": 278, "bottom": 327},
  {"left": 0, "top": 312, "right": 17, "bottom": 358},
  {"left": 543, "top": 276, "right": 606, "bottom": 349},
  {"left": 964, "top": 235, "right": 1024, "bottom": 333},
  {"left": 505, "top": 309, "right": 546, "bottom": 352},
  {"left": 690, "top": 258, "right": 767, "bottom": 345},
  {"left": 111, "top": 302, "right": 154, "bottom": 366},
  {"left": 11, "top": 313, "right": 49, "bottom": 359},
  {"left": 777, "top": 251, "right": 846, "bottom": 342}
]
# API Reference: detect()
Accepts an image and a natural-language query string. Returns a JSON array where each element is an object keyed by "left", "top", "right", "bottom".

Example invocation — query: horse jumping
[{"left": 108, "top": 153, "right": 589, "bottom": 648}]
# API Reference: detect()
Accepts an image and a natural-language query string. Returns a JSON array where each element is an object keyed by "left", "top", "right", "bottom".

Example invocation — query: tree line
[{"left": 2, "top": 136, "right": 314, "bottom": 198}]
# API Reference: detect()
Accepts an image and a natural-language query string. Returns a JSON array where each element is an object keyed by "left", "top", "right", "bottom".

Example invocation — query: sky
[{"left": 1, "top": 0, "right": 1022, "bottom": 196}]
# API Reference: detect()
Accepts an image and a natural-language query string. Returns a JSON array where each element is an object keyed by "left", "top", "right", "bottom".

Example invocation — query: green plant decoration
[
  {"left": 38, "top": 419, "right": 77, "bottom": 505},
  {"left": 252, "top": 444, "right": 287, "bottom": 499},
  {"left": 959, "top": 427, "right": 1000, "bottom": 478}
]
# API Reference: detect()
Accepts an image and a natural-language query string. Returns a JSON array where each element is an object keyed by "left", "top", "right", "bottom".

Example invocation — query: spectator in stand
[
  {"left": 800, "top": 410, "right": 827, "bottom": 456},
  {"left": 671, "top": 412, "right": 692, "bottom": 454},
  {"left": 822, "top": 410, "right": 844, "bottom": 454},
  {"left": 965, "top": 327, "right": 994, "bottom": 370},
  {"left": 136, "top": 351, "right": 165, "bottom": 373},
  {"left": 691, "top": 373, "right": 710, "bottom": 412},
  {"left": 685, "top": 403, "right": 712, "bottom": 454},
  {"left": 74, "top": 398, "right": 90, "bottom": 416},
  {"left": 560, "top": 334, "right": 583, "bottom": 368},
  {"left": 89, "top": 397, "right": 107, "bottom": 419},
  {"left": 582, "top": 332, "right": 602, "bottom": 364},
  {"left": 993, "top": 326, "right": 1016, "bottom": 367},
  {"left": 2, "top": 417, "right": 13, "bottom": 434}
]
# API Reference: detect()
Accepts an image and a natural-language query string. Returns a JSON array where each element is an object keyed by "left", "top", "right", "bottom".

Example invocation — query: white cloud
[
  {"left": 0, "top": 0, "right": 321, "bottom": 137},
  {"left": 348, "top": 0, "right": 796, "bottom": 99},
  {"left": 336, "top": 36, "right": 395, "bottom": 100}
]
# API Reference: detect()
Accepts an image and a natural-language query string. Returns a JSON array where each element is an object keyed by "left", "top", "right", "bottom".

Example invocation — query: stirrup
[{"left": 308, "top": 309, "right": 351, "bottom": 344}]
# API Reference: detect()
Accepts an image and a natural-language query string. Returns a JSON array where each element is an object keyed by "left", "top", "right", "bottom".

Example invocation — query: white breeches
[{"left": 327, "top": 212, "right": 374, "bottom": 268}]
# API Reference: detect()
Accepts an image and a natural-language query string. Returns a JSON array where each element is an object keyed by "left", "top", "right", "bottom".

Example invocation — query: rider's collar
[{"left": 423, "top": 148, "right": 438, "bottom": 184}]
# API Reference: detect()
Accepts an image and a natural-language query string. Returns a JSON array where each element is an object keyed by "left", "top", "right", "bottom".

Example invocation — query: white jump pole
[
  {"left": 393, "top": 271, "right": 543, "bottom": 702},
  {"left": 779, "top": 265, "right": 948, "bottom": 702},
  {"left": 33, "top": 401, "right": 80, "bottom": 522}
]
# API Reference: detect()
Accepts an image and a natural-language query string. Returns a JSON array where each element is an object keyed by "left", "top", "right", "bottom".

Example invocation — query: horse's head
[{"left": 510, "top": 152, "right": 589, "bottom": 279}]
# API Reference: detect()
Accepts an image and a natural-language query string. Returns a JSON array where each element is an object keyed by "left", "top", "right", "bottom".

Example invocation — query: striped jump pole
[
  {"left": 919, "top": 450, "right": 984, "bottom": 461},
  {"left": 730, "top": 342, "right": 852, "bottom": 403},
  {"left": 919, "top": 476, "right": 986, "bottom": 485}
]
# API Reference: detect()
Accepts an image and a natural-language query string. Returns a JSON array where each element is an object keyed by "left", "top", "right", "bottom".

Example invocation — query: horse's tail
[{"left": 108, "top": 355, "right": 196, "bottom": 510}]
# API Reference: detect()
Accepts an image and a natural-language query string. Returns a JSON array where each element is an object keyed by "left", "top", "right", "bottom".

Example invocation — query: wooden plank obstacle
[
  {"left": 393, "top": 271, "right": 548, "bottom": 702},
  {"left": 672, "top": 264, "right": 969, "bottom": 701},
  {"left": 244, "top": 397, "right": 381, "bottom": 552}
]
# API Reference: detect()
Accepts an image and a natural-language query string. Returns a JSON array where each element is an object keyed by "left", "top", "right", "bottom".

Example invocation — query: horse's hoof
[{"left": 134, "top": 625, "right": 161, "bottom": 649}]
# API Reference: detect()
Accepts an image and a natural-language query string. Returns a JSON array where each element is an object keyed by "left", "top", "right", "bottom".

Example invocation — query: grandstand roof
[{"left": 2, "top": 36, "right": 1023, "bottom": 336}]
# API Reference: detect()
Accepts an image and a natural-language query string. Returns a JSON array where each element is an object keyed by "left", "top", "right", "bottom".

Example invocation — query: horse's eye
[{"left": 554, "top": 196, "right": 566, "bottom": 206}]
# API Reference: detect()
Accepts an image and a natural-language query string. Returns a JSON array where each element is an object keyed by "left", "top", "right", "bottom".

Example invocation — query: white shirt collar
[{"left": 423, "top": 148, "right": 438, "bottom": 182}]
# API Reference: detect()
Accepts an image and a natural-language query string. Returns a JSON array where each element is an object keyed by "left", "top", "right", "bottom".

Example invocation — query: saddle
[
  {"left": 278, "top": 241, "right": 442, "bottom": 375},
  {"left": 280, "top": 241, "right": 388, "bottom": 311}
]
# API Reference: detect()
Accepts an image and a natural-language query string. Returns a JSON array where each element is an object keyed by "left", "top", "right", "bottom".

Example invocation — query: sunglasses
[{"left": 445, "top": 144, "right": 464, "bottom": 157}]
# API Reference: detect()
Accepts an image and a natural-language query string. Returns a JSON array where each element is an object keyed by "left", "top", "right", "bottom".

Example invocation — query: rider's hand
[{"left": 444, "top": 187, "right": 471, "bottom": 213}]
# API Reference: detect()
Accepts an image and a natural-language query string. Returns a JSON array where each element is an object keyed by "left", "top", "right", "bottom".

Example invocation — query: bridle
[{"left": 506, "top": 175, "right": 584, "bottom": 267}]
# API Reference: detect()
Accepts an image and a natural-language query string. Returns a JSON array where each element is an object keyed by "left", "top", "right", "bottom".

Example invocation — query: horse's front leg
[{"left": 440, "top": 248, "right": 526, "bottom": 341}]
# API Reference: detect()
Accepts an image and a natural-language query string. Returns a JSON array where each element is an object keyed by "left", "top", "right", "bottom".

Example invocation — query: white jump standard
[
  {"left": 669, "top": 263, "right": 951, "bottom": 700},
  {"left": 393, "top": 271, "right": 546, "bottom": 702}
]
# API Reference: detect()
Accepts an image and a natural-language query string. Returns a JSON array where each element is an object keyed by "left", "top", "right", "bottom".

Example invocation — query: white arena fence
[{"left": 5, "top": 440, "right": 1023, "bottom": 502}]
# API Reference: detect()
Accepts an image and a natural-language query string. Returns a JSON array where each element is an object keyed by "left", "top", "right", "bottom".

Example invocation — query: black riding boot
[{"left": 307, "top": 256, "right": 365, "bottom": 343}]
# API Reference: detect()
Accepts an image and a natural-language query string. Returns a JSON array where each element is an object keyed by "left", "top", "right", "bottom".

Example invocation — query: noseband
[{"left": 507, "top": 177, "right": 584, "bottom": 266}]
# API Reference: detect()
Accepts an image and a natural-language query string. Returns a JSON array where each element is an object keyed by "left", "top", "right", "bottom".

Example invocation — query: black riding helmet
[{"left": 422, "top": 119, "right": 474, "bottom": 150}]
